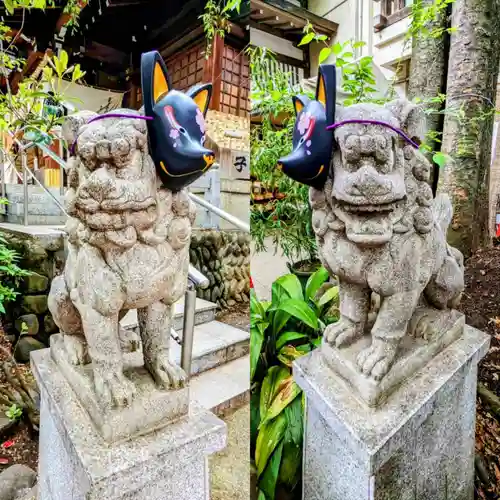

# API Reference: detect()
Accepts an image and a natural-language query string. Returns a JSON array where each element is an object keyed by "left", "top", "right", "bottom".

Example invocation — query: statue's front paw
[
  {"left": 64, "top": 334, "right": 90, "bottom": 365},
  {"left": 356, "top": 338, "right": 398, "bottom": 381},
  {"left": 94, "top": 369, "right": 137, "bottom": 409},
  {"left": 324, "top": 317, "right": 364, "bottom": 347},
  {"left": 145, "top": 354, "right": 187, "bottom": 390}
]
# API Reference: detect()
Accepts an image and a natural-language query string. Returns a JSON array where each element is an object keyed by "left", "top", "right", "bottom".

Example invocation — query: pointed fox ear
[
  {"left": 187, "top": 83, "right": 213, "bottom": 116},
  {"left": 292, "top": 95, "right": 311, "bottom": 116},
  {"left": 141, "top": 50, "right": 172, "bottom": 116},
  {"left": 153, "top": 61, "right": 170, "bottom": 102},
  {"left": 316, "top": 65, "right": 336, "bottom": 123}
]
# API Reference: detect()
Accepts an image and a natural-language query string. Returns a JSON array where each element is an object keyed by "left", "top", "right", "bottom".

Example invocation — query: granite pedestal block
[
  {"left": 294, "top": 325, "right": 490, "bottom": 500},
  {"left": 32, "top": 349, "right": 226, "bottom": 500}
]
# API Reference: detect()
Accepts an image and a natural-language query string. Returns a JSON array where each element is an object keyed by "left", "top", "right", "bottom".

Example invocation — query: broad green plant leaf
[
  {"left": 317, "top": 285, "right": 339, "bottom": 307},
  {"left": 278, "top": 345, "right": 306, "bottom": 367},
  {"left": 284, "top": 396, "right": 303, "bottom": 446},
  {"left": 319, "top": 47, "right": 332, "bottom": 64},
  {"left": 272, "top": 273, "right": 303, "bottom": 302},
  {"left": 255, "top": 413, "right": 286, "bottom": 475},
  {"left": 261, "top": 377, "right": 301, "bottom": 426},
  {"left": 332, "top": 42, "right": 343, "bottom": 55},
  {"left": 298, "top": 32, "right": 315, "bottom": 46},
  {"left": 276, "top": 331, "right": 308, "bottom": 350},
  {"left": 305, "top": 266, "right": 329, "bottom": 300},
  {"left": 259, "top": 441, "right": 284, "bottom": 499},
  {"left": 260, "top": 366, "right": 290, "bottom": 419},
  {"left": 277, "top": 298, "right": 318, "bottom": 330},
  {"left": 432, "top": 152, "right": 447, "bottom": 168},
  {"left": 278, "top": 441, "right": 301, "bottom": 488},
  {"left": 251, "top": 322, "right": 268, "bottom": 380}
]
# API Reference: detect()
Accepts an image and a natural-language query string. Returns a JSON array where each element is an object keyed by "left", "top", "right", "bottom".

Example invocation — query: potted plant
[{"left": 249, "top": 47, "right": 321, "bottom": 285}]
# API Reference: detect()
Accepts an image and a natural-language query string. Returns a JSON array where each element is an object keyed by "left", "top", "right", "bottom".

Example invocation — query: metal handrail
[{"left": 188, "top": 192, "right": 250, "bottom": 233}]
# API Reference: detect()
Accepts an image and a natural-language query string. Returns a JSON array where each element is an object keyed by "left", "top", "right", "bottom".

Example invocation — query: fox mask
[{"left": 141, "top": 50, "right": 215, "bottom": 192}]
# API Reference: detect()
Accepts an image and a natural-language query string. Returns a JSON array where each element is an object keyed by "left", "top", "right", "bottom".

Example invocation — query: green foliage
[
  {"left": 249, "top": 47, "right": 318, "bottom": 263},
  {"left": 200, "top": 0, "right": 233, "bottom": 59},
  {"left": 5, "top": 403, "right": 23, "bottom": 422},
  {"left": 251, "top": 268, "right": 339, "bottom": 499},
  {"left": 0, "top": 223, "right": 29, "bottom": 315}
]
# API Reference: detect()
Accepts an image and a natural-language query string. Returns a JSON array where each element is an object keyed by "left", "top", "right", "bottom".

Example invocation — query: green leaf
[
  {"left": 257, "top": 491, "right": 267, "bottom": 500},
  {"left": 271, "top": 90, "right": 282, "bottom": 101},
  {"left": 332, "top": 42, "right": 343, "bottom": 55},
  {"left": 59, "top": 50, "right": 69, "bottom": 71},
  {"left": 284, "top": 396, "right": 303, "bottom": 446},
  {"left": 260, "top": 366, "right": 290, "bottom": 419},
  {"left": 305, "top": 266, "right": 329, "bottom": 300},
  {"left": 315, "top": 34, "right": 328, "bottom": 41},
  {"left": 255, "top": 413, "right": 286, "bottom": 475},
  {"left": 4, "top": 0, "right": 14, "bottom": 14},
  {"left": 432, "top": 152, "right": 447, "bottom": 168},
  {"left": 298, "top": 32, "right": 315, "bottom": 46},
  {"left": 318, "top": 47, "right": 332, "bottom": 64},
  {"left": 317, "top": 285, "right": 339, "bottom": 307},
  {"left": 278, "top": 441, "right": 301, "bottom": 488},
  {"left": 278, "top": 345, "right": 306, "bottom": 367},
  {"left": 276, "top": 331, "right": 308, "bottom": 350},
  {"left": 272, "top": 310, "right": 291, "bottom": 336},
  {"left": 251, "top": 390, "right": 261, "bottom": 449},
  {"left": 261, "top": 377, "right": 302, "bottom": 425},
  {"left": 259, "top": 441, "right": 284, "bottom": 498},
  {"left": 251, "top": 322, "right": 267, "bottom": 380},
  {"left": 353, "top": 40, "right": 366, "bottom": 48},
  {"left": 277, "top": 298, "right": 318, "bottom": 330},
  {"left": 274, "top": 273, "right": 303, "bottom": 301}
]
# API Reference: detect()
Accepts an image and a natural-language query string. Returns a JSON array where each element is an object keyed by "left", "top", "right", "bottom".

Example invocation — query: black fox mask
[
  {"left": 277, "top": 64, "right": 336, "bottom": 189},
  {"left": 141, "top": 50, "right": 215, "bottom": 192}
]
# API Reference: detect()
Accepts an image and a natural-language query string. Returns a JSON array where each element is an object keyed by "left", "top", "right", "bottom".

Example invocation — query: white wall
[{"left": 307, "top": 0, "right": 411, "bottom": 94}]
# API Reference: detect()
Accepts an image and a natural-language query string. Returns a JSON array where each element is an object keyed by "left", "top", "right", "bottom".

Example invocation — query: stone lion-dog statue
[
  {"left": 48, "top": 109, "right": 198, "bottom": 409},
  {"left": 278, "top": 66, "right": 464, "bottom": 386},
  {"left": 311, "top": 100, "right": 465, "bottom": 382}
]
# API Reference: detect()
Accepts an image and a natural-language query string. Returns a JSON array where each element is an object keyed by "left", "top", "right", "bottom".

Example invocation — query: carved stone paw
[
  {"left": 145, "top": 354, "right": 187, "bottom": 390},
  {"left": 324, "top": 317, "right": 364, "bottom": 347},
  {"left": 94, "top": 369, "right": 137, "bottom": 408},
  {"left": 64, "top": 335, "right": 90, "bottom": 365},
  {"left": 118, "top": 327, "right": 141, "bottom": 353},
  {"left": 356, "top": 337, "right": 398, "bottom": 381}
]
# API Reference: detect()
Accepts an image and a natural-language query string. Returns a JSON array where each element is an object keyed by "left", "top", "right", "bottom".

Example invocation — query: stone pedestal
[
  {"left": 293, "top": 325, "right": 490, "bottom": 500},
  {"left": 32, "top": 349, "right": 226, "bottom": 500}
]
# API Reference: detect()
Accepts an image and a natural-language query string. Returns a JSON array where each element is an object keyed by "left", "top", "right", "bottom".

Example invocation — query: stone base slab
[
  {"left": 322, "top": 308, "right": 465, "bottom": 407},
  {"left": 32, "top": 348, "right": 226, "bottom": 500},
  {"left": 294, "top": 325, "right": 489, "bottom": 500},
  {"left": 50, "top": 333, "right": 189, "bottom": 443}
]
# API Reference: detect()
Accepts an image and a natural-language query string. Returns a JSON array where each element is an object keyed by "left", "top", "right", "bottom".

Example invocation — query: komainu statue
[
  {"left": 48, "top": 51, "right": 214, "bottom": 416},
  {"left": 279, "top": 65, "right": 465, "bottom": 404}
]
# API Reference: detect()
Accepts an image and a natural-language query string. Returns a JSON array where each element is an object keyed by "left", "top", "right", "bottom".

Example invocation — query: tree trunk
[
  {"left": 407, "top": 0, "right": 449, "bottom": 194},
  {"left": 438, "top": 0, "right": 500, "bottom": 257}
]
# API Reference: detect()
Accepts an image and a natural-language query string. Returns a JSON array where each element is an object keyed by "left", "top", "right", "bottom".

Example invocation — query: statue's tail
[{"left": 433, "top": 193, "right": 453, "bottom": 235}]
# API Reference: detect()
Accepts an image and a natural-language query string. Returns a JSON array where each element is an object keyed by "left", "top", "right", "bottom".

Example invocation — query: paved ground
[
  {"left": 251, "top": 239, "right": 289, "bottom": 301},
  {"left": 210, "top": 405, "right": 250, "bottom": 500}
]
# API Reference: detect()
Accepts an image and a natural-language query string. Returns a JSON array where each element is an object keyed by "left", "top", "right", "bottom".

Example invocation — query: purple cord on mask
[
  {"left": 326, "top": 119, "right": 420, "bottom": 149},
  {"left": 69, "top": 113, "right": 153, "bottom": 156}
]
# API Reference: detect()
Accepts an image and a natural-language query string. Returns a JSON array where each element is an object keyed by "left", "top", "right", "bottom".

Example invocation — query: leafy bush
[
  {"left": 250, "top": 268, "right": 339, "bottom": 499},
  {"left": 249, "top": 47, "right": 317, "bottom": 264},
  {"left": 0, "top": 212, "right": 29, "bottom": 314}
]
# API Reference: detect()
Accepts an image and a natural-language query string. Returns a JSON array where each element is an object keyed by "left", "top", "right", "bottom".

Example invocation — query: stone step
[
  {"left": 2, "top": 214, "right": 67, "bottom": 225},
  {"left": 6, "top": 202, "right": 65, "bottom": 216},
  {"left": 190, "top": 355, "right": 250, "bottom": 415},
  {"left": 170, "top": 320, "right": 249, "bottom": 376},
  {"left": 120, "top": 296, "right": 218, "bottom": 333}
]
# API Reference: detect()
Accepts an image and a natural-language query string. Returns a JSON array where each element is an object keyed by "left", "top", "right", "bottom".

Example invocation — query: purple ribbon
[
  {"left": 326, "top": 119, "right": 420, "bottom": 149},
  {"left": 69, "top": 113, "right": 153, "bottom": 156}
]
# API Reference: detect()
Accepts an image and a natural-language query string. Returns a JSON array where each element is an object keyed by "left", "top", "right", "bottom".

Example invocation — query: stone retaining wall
[
  {"left": 190, "top": 230, "right": 251, "bottom": 308},
  {"left": 0, "top": 226, "right": 65, "bottom": 361}
]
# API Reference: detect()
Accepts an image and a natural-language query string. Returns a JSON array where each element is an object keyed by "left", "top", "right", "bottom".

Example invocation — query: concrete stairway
[
  {"left": 120, "top": 297, "right": 250, "bottom": 415},
  {"left": 0, "top": 185, "right": 66, "bottom": 225}
]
